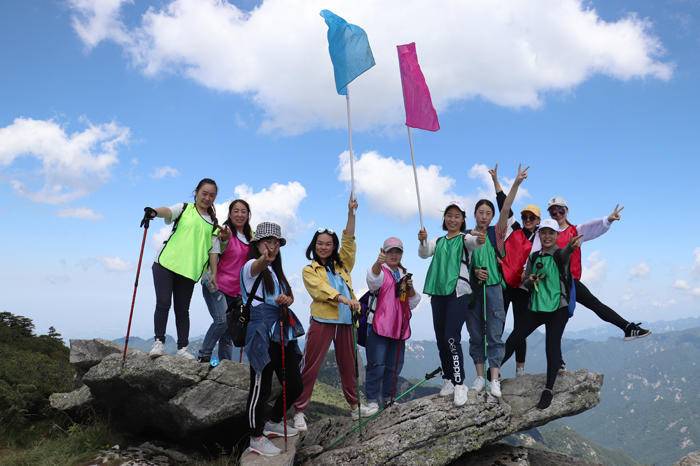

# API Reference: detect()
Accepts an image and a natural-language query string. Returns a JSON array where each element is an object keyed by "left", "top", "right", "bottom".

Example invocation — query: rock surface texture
[{"left": 297, "top": 370, "right": 603, "bottom": 465}]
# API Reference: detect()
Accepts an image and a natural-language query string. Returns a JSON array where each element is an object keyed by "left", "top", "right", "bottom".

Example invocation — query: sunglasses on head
[
  {"left": 316, "top": 228, "right": 335, "bottom": 235},
  {"left": 521, "top": 214, "right": 539, "bottom": 222}
]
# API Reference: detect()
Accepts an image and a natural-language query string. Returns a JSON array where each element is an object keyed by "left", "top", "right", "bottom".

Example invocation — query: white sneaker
[
  {"left": 490, "top": 379, "right": 502, "bottom": 398},
  {"left": 439, "top": 380, "right": 455, "bottom": 397},
  {"left": 471, "top": 376, "right": 485, "bottom": 393},
  {"left": 516, "top": 367, "right": 525, "bottom": 378},
  {"left": 149, "top": 340, "right": 165, "bottom": 359},
  {"left": 263, "top": 420, "right": 299, "bottom": 438},
  {"left": 176, "top": 346, "right": 195, "bottom": 360},
  {"left": 356, "top": 402, "right": 379, "bottom": 417},
  {"left": 248, "top": 436, "right": 281, "bottom": 457},
  {"left": 292, "top": 412, "right": 307, "bottom": 432},
  {"left": 453, "top": 384, "right": 468, "bottom": 407}
]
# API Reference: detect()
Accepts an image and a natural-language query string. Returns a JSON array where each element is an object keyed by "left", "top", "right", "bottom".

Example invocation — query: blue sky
[{"left": 1, "top": 0, "right": 699, "bottom": 342}]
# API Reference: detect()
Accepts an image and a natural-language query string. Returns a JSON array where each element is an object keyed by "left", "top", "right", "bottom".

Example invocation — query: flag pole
[
  {"left": 406, "top": 126, "right": 424, "bottom": 230},
  {"left": 345, "top": 85, "right": 356, "bottom": 202}
]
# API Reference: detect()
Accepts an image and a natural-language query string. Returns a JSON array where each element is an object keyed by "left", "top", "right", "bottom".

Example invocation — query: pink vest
[
  {"left": 216, "top": 235, "right": 250, "bottom": 296},
  {"left": 372, "top": 267, "right": 411, "bottom": 341}
]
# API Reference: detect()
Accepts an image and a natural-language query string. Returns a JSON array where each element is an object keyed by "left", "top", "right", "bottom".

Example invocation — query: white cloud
[
  {"left": 56, "top": 207, "right": 103, "bottom": 220},
  {"left": 673, "top": 279, "right": 690, "bottom": 291},
  {"left": 629, "top": 261, "right": 651, "bottom": 279},
  {"left": 69, "top": 0, "right": 672, "bottom": 134},
  {"left": 151, "top": 165, "right": 180, "bottom": 179},
  {"left": 581, "top": 251, "right": 606, "bottom": 284},
  {"left": 0, "top": 117, "right": 129, "bottom": 204},
  {"left": 98, "top": 256, "right": 132, "bottom": 272},
  {"left": 467, "top": 163, "right": 530, "bottom": 203},
  {"left": 230, "top": 182, "right": 308, "bottom": 238},
  {"left": 690, "top": 288, "right": 700, "bottom": 298}
]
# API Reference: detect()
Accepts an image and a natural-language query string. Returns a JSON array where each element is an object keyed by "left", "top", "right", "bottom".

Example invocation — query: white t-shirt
[
  {"left": 241, "top": 259, "right": 281, "bottom": 308},
  {"left": 154, "top": 203, "right": 216, "bottom": 263}
]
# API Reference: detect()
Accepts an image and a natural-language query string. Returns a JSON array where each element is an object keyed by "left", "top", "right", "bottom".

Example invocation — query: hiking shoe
[
  {"left": 537, "top": 389, "right": 553, "bottom": 409},
  {"left": 471, "top": 376, "right": 485, "bottom": 393},
  {"left": 248, "top": 436, "right": 281, "bottom": 457},
  {"left": 263, "top": 420, "right": 299, "bottom": 438},
  {"left": 197, "top": 355, "right": 211, "bottom": 364},
  {"left": 453, "top": 384, "right": 468, "bottom": 407},
  {"left": 360, "top": 402, "right": 379, "bottom": 417},
  {"left": 292, "top": 412, "right": 307, "bottom": 432},
  {"left": 439, "top": 380, "right": 455, "bottom": 397},
  {"left": 624, "top": 322, "right": 651, "bottom": 341},
  {"left": 515, "top": 367, "right": 526, "bottom": 378},
  {"left": 490, "top": 379, "right": 502, "bottom": 398},
  {"left": 176, "top": 347, "right": 195, "bottom": 360},
  {"left": 149, "top": 340, "right": 165, "bottom": 359}
]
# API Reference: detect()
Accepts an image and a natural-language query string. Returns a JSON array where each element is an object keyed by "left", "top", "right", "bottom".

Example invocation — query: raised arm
[
  {"left": 489, "top": 164, "right": 510, "bottom": 217},
  {"left": 497, "top": 164, "right": 528, "bottom": 232},
  {"left": 343, "top": 195, "right": 358, "bottom": 237}
]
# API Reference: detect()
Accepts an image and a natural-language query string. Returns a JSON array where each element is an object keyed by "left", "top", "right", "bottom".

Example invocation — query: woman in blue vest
[
  {"left": 144, "top": 178, "right": 230, "bottom": 359},
  {"left": 465, "top": 165, "right": 528, "bottom": 399}
]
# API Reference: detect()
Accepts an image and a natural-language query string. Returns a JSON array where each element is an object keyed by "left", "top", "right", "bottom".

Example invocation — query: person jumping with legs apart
[
  {"left": 502, "top": 219, "right": 582, "bottom": 409},
  {"left": 419, "top": 201, "right": 484, "bottom": 407}
]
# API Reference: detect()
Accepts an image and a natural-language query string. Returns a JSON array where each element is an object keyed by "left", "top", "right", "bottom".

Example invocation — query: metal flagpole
[
  {"left": 406, "top": 126, "right": 425, "bottom": 230},
  {"left": 345, "top": 86, "right": 356, "bottom": 202}
]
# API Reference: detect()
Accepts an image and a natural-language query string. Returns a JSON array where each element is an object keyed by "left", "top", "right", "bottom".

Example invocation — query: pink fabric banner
[{"left": 397, "top": 42, "right": 440, "bottom": 131}]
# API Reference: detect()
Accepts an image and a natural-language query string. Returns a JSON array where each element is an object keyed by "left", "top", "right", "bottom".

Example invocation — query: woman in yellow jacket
[{"left": 292, "top": 196, "right": 361, "bottom": 431}]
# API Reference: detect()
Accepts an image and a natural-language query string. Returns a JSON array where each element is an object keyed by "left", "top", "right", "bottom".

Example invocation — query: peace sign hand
[
  {"left": 514, "top": 164, "right": 529, "bottom": 185},
  {"left": 262, "top": 244, "right": 276, "bottom": 264},
  {"left": 608, "top": 204, "right": 624, "bottom": 223},
  {"left": 568, "top": 234, "right": 584, "bottom": 249},
  {"left": 488, "top": 163, "right": 499, "bottom": 182}
]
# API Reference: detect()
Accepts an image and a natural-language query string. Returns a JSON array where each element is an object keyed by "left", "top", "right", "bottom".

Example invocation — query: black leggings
[
  {"left": 247, "top": 342, "right": 303, "bottom": 437},
  {"left": 575, "top": 280, "right": 628, "bottom": 331},
  {"left": 431, "top": 293, "right": 469, "bottom": 385},
  {"left": 503, "top": 287, "right": 528, "bottom": 364},
  {"left": 152, "top": 262, "right": 195, "bottom": 349},
  {"left": 502, "top": 307, "right": 568, "bottom": 390}
]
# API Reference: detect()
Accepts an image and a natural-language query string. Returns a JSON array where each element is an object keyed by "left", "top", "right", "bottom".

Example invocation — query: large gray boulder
[
  {"left": 297, "top": 370, "right": 603, "bottom": 465},
  {"left": 70, "top": 338, "right": 122, "bottom": 374},
  {"left": 452, "top": 443, "right": 601, "bottom": 466}
]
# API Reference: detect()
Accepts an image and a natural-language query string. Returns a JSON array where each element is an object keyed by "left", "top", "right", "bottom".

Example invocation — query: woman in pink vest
[
  {"left": 198, "top": 199, "right": 253, "bottom": 363},
  {"left": 360, "top": 237, "right": 421, "bottom": 416}
]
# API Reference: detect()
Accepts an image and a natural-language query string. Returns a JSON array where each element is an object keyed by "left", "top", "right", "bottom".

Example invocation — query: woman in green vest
[
  {"left": 465, "top": 165, "right": 528, "bottom": 400},
  {"left": 418, "top": 202, "right": 483, "bottom": 407},
  {"left": 501, "top": 219, "right": 582, "bottom": 409},
  {"left": 145, "top": 178, "right": 230, "bottom": 359}
]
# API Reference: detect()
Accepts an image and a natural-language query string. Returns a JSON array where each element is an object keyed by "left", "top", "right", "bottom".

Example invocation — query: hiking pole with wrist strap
[
  {"left": 122, "top": 208, "right": 156, "bottom": 368},
  {"left": 351, "top": 309, "right": 362, "bottom": 439},
  {"left": 279, "top": 306, "right": 288, "bottom": 452},
  {"left": 326, "top": 366, "right": 442, "bottom": 451}
]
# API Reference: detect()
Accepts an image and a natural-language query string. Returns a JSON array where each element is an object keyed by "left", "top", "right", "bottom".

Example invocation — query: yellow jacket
[{"left": 302, "top": 232, "right": 356, "bottom": 321}]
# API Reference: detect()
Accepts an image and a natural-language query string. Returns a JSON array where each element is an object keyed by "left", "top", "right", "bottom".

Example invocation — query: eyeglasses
[
  {"left": 521, "top": 214, "right": 539, "bottom": 222},
  {"left": 316, "top": 228, "right": 335, "bottom": 235},
  {"left": 548, "top": 207, "right": 566, "bottom": 216}
]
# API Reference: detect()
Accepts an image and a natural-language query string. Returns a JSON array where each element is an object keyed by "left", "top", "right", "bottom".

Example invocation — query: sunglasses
[
  {"left": 521, "top": 214, "right": 539, "bottom": 222},
  {"left": 316, "top": 228, "right": 335, "bottom": 235},
  {"left": 549, "top": 207, "right": 566, "bottom": 216}
]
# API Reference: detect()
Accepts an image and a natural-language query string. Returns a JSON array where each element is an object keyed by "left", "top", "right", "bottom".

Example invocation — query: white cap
[
  {"left": 444, "top": 201, "right": 466, "bottom": 214},
  {"left": 538, "top": 219, "right": 562, "bottom": 232},
  {"left": 547, "top": 196, "right": 568, "bottom": 209}
]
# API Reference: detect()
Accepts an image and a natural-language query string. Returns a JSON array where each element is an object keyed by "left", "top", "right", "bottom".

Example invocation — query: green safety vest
[
  {"left": 423, "top": 235, "right": 464, "bottom": 296},
  {"left": 158, "top": 203, "right": 215, "bottom": 282},
  {"left": 529, "top": 254, "right": 561, "bottom": 312},
  {"left": 470, "top": 233, "right": 503, "bottom": 287}
]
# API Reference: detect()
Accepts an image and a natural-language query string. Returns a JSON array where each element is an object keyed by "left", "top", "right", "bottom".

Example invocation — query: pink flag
[{"left": 397, "top": 42, "right": 440, "bottom": 131}]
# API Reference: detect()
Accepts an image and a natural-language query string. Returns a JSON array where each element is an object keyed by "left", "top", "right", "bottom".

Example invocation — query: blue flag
[{"left": 320, "top": 9, "right": 375, "bottom": 95}]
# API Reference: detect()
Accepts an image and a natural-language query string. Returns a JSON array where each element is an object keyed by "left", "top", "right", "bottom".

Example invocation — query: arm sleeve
[
  {"left": 366, "top": 267, "right": 384, "bottom": 292},
  {"left": 464, "top": 233, "right": 479, "bottom": 252},
  {"left": 339, "top": 232, "right": 357, "bottom": 272},
  {"left": 577, "top": 217, "right": 612, "bottom": 242},
  {"left": 408, "top": 291, "right": 421, "bottom": 309},
  {"left": 303, "top": 265, "right": 341, "bottom": 303},
  {"left": 164, "top": 203, "right": 184, "bottom": 225},
  {"left": 496, "top": 190, "right": 513, "bottom": 218},
  {"left": 418, "top": 238, "right": 437, "bottom": 258}
]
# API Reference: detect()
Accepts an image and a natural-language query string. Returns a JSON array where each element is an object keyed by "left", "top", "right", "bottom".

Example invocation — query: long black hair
[
  {"left": 248, "top": 241, "right": 292, "bottom": 297},
  {"left": 224, "top": 199, "right": 253, "bottom": 242},
  {"left": 474, "top": 199, "right": 495, "bottom": 218},
  {"left": 193, "top": 178, "right": 219, "bottom": 232},
  {"left": 305, "top": 230, "right": 344, "bottom": 273}
]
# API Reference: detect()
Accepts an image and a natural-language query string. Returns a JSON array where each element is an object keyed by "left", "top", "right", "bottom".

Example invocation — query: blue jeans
[
  {"left": 364, "top": 324, "right": 405, "bottom": 403},
  {"left": 465, "top": 284, "right": 505, "bottom": 368},
  {"left": 199, "top": 283, "right": 234, "bottom": 360}
]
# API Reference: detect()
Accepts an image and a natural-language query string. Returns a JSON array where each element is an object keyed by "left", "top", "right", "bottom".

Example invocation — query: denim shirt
[
  {"left": 312, "top": 268, "right": 352, "bottom": 325},
  {"left": 245, "top": 302, "right": 303, "bottom": 373}
]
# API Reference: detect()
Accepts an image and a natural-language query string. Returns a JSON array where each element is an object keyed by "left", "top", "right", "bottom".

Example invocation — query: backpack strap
[
  {"left": 487, "top": 225, "right": 503, "bottom": 260},
  {"left": 553, "top": 249, "right": 572, "bottom": 302},
  {"left": 244, "top": 273, "right": 265, "bottom": 308},
  {"left": 457, "top": 234, "right": 471, "bottom": 286}
]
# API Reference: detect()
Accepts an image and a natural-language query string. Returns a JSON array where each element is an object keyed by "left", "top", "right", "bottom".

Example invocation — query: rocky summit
[{"left": 52, "top": 340, "right": 603, "bottom": 465}]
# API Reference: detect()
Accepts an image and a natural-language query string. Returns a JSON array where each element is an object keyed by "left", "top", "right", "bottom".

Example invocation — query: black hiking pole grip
[{"left": 425, "top": 367, "right": 442, "bottom": 380}]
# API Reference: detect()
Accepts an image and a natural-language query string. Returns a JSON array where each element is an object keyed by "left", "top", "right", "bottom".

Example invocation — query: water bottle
[{"left": 210, "top": 355, "right": 220, "bottom": 367}]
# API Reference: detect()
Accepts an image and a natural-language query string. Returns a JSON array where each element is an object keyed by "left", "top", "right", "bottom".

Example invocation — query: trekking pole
[
  {"left": 279, "top": 307, "right": 288, "bottom": 452},
  {"left": 239, "top": 348, "right": 243, "bottom": 363},
  {"left": 326, "top": 367, "right": 442, "bottom": 451},
  {"left": 351, "top": 312, "right": 362, "bottom": 438},
  {"left": 122, "top": 208, "right": 155, "bottom": 368}
]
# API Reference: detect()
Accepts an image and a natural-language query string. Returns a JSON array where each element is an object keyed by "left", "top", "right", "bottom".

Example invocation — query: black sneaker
[
  {"left": 537, "top": 389, "right": 553, "bottom": 409},
  {"left": 624, "top": 322, "right": 651, "bottom": 341},
  {"left": 197, "top": 355, "right": 211, "bottom": 364}
]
